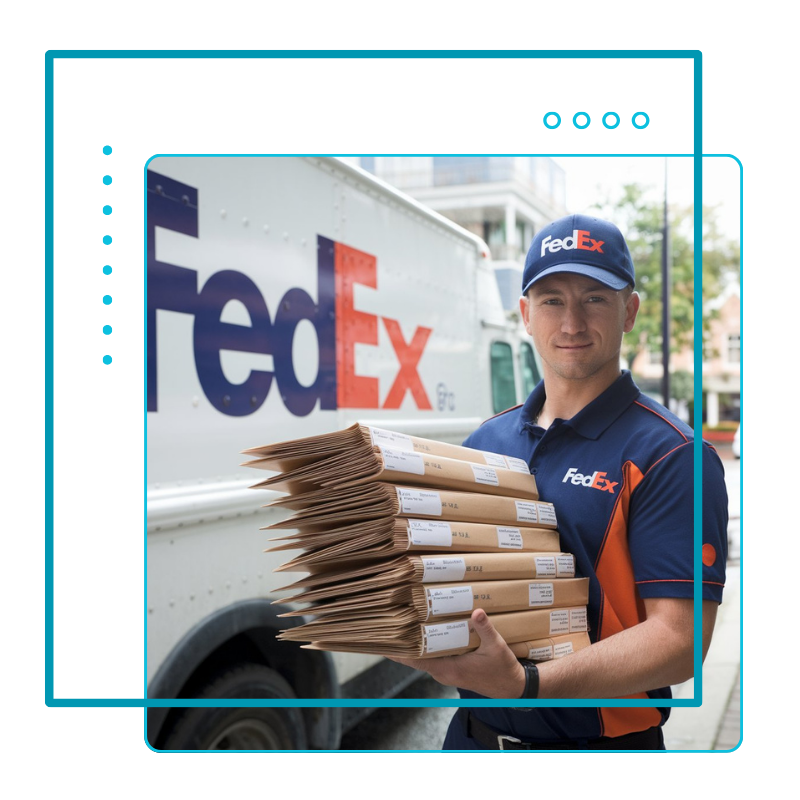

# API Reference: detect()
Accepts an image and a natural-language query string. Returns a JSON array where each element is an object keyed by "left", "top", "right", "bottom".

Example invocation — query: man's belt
[{"left": 459, "top": 710, "right": 664, "bottom": 751}]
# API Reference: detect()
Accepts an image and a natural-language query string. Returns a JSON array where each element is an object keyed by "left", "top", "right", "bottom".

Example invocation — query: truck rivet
[
  {"left": 189, "top": 594, "right": 195, "bottom": 601},
  {"left": 148, "top": 607, "right": 154, "bottom": 614},
  {"left": 208, "top": 588, "right": 214, "bottom": 594},
  {"left": 242, "top": 217, "right": 249, "bottom": 226},
  {"left": 192, "top": 395, "right": 199, "bottom": 407},
  {"left": 220, "top": 209, "right": 226, "bottom": 218},
  {"left": 263, "top": 225, "right": 269, "bottom": 234}
]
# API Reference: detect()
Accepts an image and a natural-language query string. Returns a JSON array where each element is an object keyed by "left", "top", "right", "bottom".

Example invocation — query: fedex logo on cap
[{"left": 541, "top": 229, "right": 604, "bottom": 258}]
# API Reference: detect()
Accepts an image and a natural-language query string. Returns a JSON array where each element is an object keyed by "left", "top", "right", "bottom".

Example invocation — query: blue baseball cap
[{"left": 522, "top": 214, "right": 635, "bottom": 295}]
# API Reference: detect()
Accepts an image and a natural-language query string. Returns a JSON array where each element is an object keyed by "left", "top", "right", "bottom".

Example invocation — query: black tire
[{"left": 160, "top": 664, "right": 308, "bottom": 750}]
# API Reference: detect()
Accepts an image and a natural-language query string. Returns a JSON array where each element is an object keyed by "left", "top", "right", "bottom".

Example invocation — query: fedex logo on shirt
[
  {"left": 541, "top": 229, "right": 604, "bottom": 258},
  {"left": 562, "top": 467, "right": 618, "bottom": 493}
]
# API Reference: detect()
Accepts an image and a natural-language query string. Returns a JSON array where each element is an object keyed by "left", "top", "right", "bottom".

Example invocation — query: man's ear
[
  {"left": 520, "top": 294, "right": 531, "bottom": 335},
  {"left": 623, "top": 291, "right": 640, "bottom": 333}
]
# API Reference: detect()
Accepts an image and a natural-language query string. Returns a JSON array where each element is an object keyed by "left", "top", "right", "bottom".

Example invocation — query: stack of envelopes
[{"left": 242, "top": 424, "right": 591, "bottom": 661}]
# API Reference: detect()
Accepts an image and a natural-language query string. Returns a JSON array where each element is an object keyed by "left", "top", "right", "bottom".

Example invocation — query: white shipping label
[
  {"left": 496, "top": 526, "right": 523, "bottom": 549},
  {"left": 408, "top": 520, "right": 452, "bottom": 547},
  {"left": 538, "top": 504, "right": 558, "bottom": 527},
  {"left": 380, "top": 446, "right": 425, "bottom": 475},
  {"left": 397, "top": 488, "right": 443, "bottom": 517},
  {"left": 569, "top": 607, "right": 588, "bottom": 631},
  {"left": 554, "top": 642, "right": 575, "bottom": 658},
  {"left": 471, "top": 464, "right": 499, "bottom": 486},
  {"left": 368, "top": 426, "right": 414, "bottom": 451},
  {"left": 529, "top": 582, "right": 555, "bottom": 607},
  {"left": 423, "top": 620, "right": 471, "bottom": 654},
  {"left": 428, "top": 586, "right": 474, "bottom": 617},
  {"left": 515, "top": 501, "right": 539, "bottom": 523},
  {"left": 549, "top": 609, "right": 571, "bottom": 635},
  {"left": 422, "top": 557, "right": 466, "bottom": 582},
  {"left": 529, "top": 644, "right": 554, "bottom": 661},
  {"left": 535, "top": 556, "right": 557, "bottom": 577},
  {"left": 556, "top": 555, "right": 575, "bottom": 577},
  {"left": 505, "top": 456, "right": 531, "bottom": 474},
  {"left": 482, "top": 451, "right": 507, "bottom": 468}
]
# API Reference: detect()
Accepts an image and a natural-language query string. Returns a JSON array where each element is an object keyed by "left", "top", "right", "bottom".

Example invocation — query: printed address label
[
  {"left": 424, "top": 620, "right": 470, "bottom": 654},
  {"left": 427, "top": 586, "right": 474, "bottom": 617},
  {"left": 422, "top": 557, "right": 466, "bottom": 582},
  {"left": 397, "top": 488, "right": 443, "bottom": 516},
  {"left": 515, "top": 501, "right": 539, "bottom": 524},
  {"left": 380, "top": 446, "right": 425, "bottom": 475},
  {"left": 368, "top": 426, "right": 414, "bottom": 451},
  {"left": 529, "top": 644, "right": 554, "bottom": 661},
  {"left": 497, "top": 526, "right": 523, "bottom": 549},
  {"left": 535, "top": 556, "right": 557, "bottom": 576},
  {"left": 554, "top": 641, "right": 575, "bottom": 658},
  {"left": 556, "top": 555, "right": 575, "bottom": 577},
  {"left": 408, "top": 520, "right": 452, "bottom": 547},
  {"left": 471, "top": 464, "right": 499, "bottom": 486},
  {"left": 481, "top": 451, "right": 507, "bottom": 468},
  {"left": 529, "top": 582, "right": 555, "bottom": 607}
]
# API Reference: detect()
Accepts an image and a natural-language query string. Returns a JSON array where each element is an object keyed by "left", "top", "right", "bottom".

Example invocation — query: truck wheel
[{"left": 161, "top": 664, "right": 308, "bottom": 750}]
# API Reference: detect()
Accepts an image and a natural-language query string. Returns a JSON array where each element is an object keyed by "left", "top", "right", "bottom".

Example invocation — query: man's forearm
[{"left": 392, "top": 598, "right": 716, "bottom": 700}]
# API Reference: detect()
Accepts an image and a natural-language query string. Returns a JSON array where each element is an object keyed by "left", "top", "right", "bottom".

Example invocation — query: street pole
[{"left": 661, "top": 158, "right": 671, "bottom": 408}]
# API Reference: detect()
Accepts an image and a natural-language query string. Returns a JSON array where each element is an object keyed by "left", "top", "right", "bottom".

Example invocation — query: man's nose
[{"left": 561, "top": 302, "right": 587, "bottom": 334}]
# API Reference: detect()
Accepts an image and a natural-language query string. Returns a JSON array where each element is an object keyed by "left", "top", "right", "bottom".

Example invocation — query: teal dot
[
  {"left": 103, "top": 355, "right": 112, "bottom": 365},
  {"left": 103, "top": 325, "right": 112, "bottom": 335},
  {"left": 103, "top": 175, "right": 112, "bottom": 185},
  {"left": 103, "top": 145, "right": 112, "bottom": 155},
  {"left": 103, "top": 235, "right": 112, "bottom": 245},
  {"left": 103, "top": 295, "right": 112, "bottom": 305},
  {"left": 103, "top": 205, "right": 112, "bottom": 215},
  {"left": 103, "top": 265, "right": 112, "bottom": 275}
]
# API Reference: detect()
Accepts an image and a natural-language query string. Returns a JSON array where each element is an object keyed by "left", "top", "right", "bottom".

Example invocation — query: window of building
[
  {"left": 727, "top": 333, "right": 740, "bottom": 364},
  {"left": 519, "top": 342, "right": 540, "bottom": 396},
  {"left": 490, "top": 341, "right": 517, "bottom": 414}
]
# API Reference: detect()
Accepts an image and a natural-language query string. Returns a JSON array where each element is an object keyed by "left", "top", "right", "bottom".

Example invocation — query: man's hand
[
  {"left": 389, "top": 609, "right": 526, "bottom": 699},
  {"left": 389, "top": 598, "right": 717, "bottom": 700}
]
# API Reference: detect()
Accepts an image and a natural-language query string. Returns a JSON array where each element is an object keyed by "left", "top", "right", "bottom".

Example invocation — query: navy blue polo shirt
[{"left": 445, "top": 371, "right": 728, "bottom": 746}]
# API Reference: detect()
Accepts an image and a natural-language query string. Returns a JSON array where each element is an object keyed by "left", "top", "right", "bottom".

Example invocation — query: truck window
[
  {"left": 490, "top": 341, "right": 516, "bottom": 414},
  {"left": 520, "top": 341, "right": 541, "bottom": 396}
]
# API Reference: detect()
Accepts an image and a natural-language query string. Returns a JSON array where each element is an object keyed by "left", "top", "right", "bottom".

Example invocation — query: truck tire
[{"left": 160, "top": 664, "right": 308, "bottom": 750}]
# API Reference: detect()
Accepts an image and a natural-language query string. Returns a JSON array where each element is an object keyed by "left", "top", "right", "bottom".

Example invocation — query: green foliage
[{"left": 593, "top": 183, "right": 740, "bottom": 368}]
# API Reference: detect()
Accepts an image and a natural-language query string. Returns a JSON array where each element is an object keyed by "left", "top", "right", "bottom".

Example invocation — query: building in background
[
  {"left": 631, "top": 284, "right": 740, "bottom": 426},
  {"left": 348, "top": 156, "right": 568, "bottom": 312},
  {"left": 345, "top": 157, "right": 739, "bottom": 428}
]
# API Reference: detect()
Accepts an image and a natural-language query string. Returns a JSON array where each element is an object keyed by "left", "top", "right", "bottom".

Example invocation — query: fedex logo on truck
[{"left": 147, "top": 170, "right": 433, "bottom": 418}]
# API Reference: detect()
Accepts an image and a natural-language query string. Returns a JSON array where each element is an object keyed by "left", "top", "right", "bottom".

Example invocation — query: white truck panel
[{"left": 146, "top": 156, "right": 525, "bottom": 700}]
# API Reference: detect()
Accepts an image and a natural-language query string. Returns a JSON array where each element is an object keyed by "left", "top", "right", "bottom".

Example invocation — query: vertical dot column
[{"left": 103, "top": 145, "right": 113, "bottom": 364}]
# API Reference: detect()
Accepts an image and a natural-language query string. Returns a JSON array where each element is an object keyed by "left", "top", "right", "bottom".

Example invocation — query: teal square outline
[{"left": 45, "top": 51, "right": 737, "bottom": 734}]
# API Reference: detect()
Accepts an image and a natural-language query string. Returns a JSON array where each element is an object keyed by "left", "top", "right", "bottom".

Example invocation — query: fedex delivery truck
[{"left": 146, "top": 156, "right": 541, "bottom": 749}]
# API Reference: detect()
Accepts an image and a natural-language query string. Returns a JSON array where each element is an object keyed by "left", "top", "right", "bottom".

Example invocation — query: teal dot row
[
  {"left": 104, "top": 145, "right": 113, "bottom": 365},
  {"left": 543, "top": 111, "right": 650, "bottom": 129}
]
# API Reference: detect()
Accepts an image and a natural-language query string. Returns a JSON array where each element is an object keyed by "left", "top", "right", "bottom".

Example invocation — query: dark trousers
[{"left": 444, "top": 709, "right": 666, "bottom": 751}]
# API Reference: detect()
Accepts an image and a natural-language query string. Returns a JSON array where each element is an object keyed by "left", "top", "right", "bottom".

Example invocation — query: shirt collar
[{"left": 519, "top": 370, "right": 641, "bottom": 440}]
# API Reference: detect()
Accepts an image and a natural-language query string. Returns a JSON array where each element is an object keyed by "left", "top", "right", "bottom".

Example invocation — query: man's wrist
[{"left": 519, "top": 660, "right": 540, "bottom": 699}]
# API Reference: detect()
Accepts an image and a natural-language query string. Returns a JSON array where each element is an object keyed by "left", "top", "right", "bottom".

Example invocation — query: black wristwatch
[{"left": 519, "top": 660, "right": 540, "bottom": 699}]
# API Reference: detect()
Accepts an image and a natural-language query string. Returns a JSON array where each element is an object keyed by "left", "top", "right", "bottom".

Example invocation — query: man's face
[{"left": 520, "top": 273, "right": 640, "bottom": 384}]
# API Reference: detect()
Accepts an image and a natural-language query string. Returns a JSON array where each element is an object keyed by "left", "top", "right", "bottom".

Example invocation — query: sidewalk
[{"left": 662, "top": 559, "right": 741, "bottom": 751}]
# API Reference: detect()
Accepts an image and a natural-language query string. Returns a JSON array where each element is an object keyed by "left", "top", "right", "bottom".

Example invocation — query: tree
[{"left": 593, "top": 184, "right": 740, "bottom": 370}]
